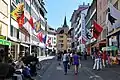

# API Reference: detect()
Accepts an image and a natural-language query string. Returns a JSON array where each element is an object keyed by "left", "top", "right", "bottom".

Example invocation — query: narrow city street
[
  {"left": 1, "top": 0, "right": 120, "bottom": 80},
  {"left": 36, "top": 57, "right": 120, "bottom": 80}
]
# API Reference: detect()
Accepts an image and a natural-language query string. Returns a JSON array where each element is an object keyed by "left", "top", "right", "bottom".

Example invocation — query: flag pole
[{"left": 29, "top": 0, "right": 32, "bottom": 55}]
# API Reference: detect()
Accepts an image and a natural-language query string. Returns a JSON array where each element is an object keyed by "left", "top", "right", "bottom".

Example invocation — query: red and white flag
[
  {"left": 93, "top": 20, "right": 103, "bottom": 39},
  {"left": 37, "top": 32, "right": 43, "bottom": 42}
]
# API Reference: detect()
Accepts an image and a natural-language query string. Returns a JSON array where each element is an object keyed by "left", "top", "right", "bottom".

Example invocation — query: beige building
[
  {"left": 57, "top": 16, "right": 71, "bottom": 53},
  {"left": 107, "top": 0, "right": 120, "bottom": 48},
  {"left": 0, "top": 0, "right": 9, "bottom": 37},
  {"left": 97, "top": 0, "right": 108, "bottom": 41}
]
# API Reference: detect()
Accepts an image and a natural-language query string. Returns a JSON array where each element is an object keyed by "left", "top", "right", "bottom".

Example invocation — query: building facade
[
  {"left": 57, "top": 17, "right": 70, "bottom": 53},
  {"left": 1, "top": 0, "right": 48, "bottom": 60},
  {"left": 46, "top": 25, "right": 57, "bottom": 55},
  {"left": 107, "top": 0, "right": 120, "bottom": 51},
  {"left": 70, "top": 3, "right": 89, "bottom": 53},
  {"left": 85, "top": 0, "right": 97, "bottom": 55},
  {"left": 96, "top": 0, "right": 108, "bottom": 50},
  {"left": 0, "top": 0, "right": 11, "bottom": 62}
]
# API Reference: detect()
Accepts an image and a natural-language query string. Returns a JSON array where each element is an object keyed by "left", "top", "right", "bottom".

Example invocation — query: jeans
[
  {"left": 93, "top": 58, "right": 102, "bottom": 70},
  {"left": 63, "top": 61, "right": 68, "bottom": 74}
]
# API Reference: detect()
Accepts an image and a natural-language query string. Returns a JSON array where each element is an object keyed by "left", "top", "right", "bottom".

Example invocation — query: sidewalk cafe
[{"left": 102, "top": 46, "right": 120, "bottom": 65}]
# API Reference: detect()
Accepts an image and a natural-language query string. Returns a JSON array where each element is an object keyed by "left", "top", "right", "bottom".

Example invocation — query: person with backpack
[{"left": 62, "top": 50, "right": 69, "bottom": 75}]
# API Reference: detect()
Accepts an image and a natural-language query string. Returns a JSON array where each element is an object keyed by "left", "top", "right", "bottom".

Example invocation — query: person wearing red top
[{"left": 102, "top": 51, "right": 107, "bottom": 67}]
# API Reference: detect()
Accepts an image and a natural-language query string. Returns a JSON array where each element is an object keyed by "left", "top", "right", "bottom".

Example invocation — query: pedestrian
[
  {"left": 93, "top": 48, "right": 99, "bottom": 70},
  {"left": 98, "top": 51, "right": 102, "bottom": 70},
  {"left": 84, "top": 51, "right": 87, "bottom": 60},
  {"left": 62, "top": 50, "right": 69, "bottom": 75},
  {"left": 73, "top": 52, "right": 80, "bottom": 75},
  {"left": 93, "top": 48, "right": 102, "bottom": 70},
  {"left": 102, "top": 50, "right": 107, "bottom": 67}
]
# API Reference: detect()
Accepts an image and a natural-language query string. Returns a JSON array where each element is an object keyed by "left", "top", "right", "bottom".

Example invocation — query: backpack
[{"left": 66, "top": 54, "right": 69, "bottom": 62}]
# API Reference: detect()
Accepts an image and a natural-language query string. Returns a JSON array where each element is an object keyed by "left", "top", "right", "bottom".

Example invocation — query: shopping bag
[
  {"left": 79, "top": 63, "right": 82, "bottom": 68},
  {"left": 68, "top": 63, "right": 70, "bottom": 69}
]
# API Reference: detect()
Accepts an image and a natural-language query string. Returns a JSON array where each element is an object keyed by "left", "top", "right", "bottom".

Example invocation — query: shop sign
[{"left": 0, "top": 39, "right": 11, "bottom": 46}]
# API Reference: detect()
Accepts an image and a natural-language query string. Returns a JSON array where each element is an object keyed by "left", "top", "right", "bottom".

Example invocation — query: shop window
[{"left": 59, "top": 36, "right": 63, "bottom": 38}]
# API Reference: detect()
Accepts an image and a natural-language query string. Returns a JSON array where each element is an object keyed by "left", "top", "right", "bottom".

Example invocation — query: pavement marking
[
  {"left": 82, "top": 67, "right": 104, "bottom": 80},
  {"left": 56, "top": 66, "right": 63, "bottom": 70},
  {"left": 89, "top": 75, "right": 103, "bottom": 80},
  {"left": 38, "top": 75, "right": 42, "bottom": 77}
]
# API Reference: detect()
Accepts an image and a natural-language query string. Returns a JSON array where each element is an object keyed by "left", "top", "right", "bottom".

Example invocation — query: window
[
  {"left": 100, "top": 1, "right": 102, "bottom": 9},
  {"left": 16, "top": 0, "right": 19, "bottom": 4},
  {"left": 17, "top": 29, "right": 19, "bottom": 39},
  {"left": 61, "top": 44, "right": 64, "bottom": 48},
  {"left": 13, "top": 27, "right": 17, "bottom": 38},
  {"left": 59, "top": 40, "right": 63, "bottom": 43},
  {"left": 25, "top": 2, "right": 30, "bottom": 12},
  {"left": 20, "top": 0, "right": 23, "bottom": 3},
  {"left": 67, "top": 40, "right": 69, "bottom": 42},
  {"left": 59, "top": 36, "right": 63, "bottom": 38},
  {"left": 114, "top": 1, "right": 118, "bottom": 9},
  {"left": 0, "top": 0, "right": 8, "bottom": 16},
  {"left": 10, "top": 25, "right": 13, "bottom": 36},
  {"left": 24, "top": 17, "right": 27, "bottom": 23},
  {"left": 10, "top": 5, "right": 14, "bottom": 12},
  {"left": 100, "top": 15, "right": 102, "bottom": 24}
]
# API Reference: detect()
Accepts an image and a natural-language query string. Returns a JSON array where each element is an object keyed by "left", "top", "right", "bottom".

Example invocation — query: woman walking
[
  {"left": 73, "top": 52, "right": 80, "bottom": 75},
  {"left": 62, "top": 50, "right": 69, "bottom": 75}
]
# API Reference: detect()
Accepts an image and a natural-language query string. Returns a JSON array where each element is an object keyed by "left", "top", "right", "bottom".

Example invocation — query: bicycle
[{"left": 36, "top": 61, "right": 42, "bottom": 70}]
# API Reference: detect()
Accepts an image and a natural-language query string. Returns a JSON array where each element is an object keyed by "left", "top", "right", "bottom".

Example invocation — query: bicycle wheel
[{"left": 36, "top": 62, "right": 42, "bottom": 70}]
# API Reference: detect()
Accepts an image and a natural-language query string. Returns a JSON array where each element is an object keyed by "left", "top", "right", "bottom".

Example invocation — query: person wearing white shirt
[{"left": 62, "top": 50, "right": 69, "bottom": 75}]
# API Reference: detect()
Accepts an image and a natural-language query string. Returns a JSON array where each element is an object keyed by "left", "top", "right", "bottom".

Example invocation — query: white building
[
  {"left": 46, "top": 25, "right": 57, "bottom": 55},
  {"left": 70, "top": 3, "right": 89, "bottom": 53},
  {"left": 5, "top": 0, "right": 48, "bottom": 60}
]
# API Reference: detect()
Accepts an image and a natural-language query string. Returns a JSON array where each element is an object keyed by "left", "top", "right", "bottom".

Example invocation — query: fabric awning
[{"left": 0, "top": 39, "right": 11, "bottom": 46}]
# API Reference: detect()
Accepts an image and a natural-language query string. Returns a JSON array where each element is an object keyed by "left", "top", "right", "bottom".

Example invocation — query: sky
[{"left": 44, "top": 0, "right": 93, "bottom": 29}]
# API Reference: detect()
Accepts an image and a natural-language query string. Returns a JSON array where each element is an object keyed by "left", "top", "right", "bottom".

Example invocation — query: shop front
[
  {"left": 107, "top": 34, "right": 119, "bottom": 64},
  {"left": 19, "top": 43, "right": 29, "bottom": 57},
  {"left": 10, "top": 41, "right": 19, "bottom": 60},
  {"left": 0, "top": 37, "right": 11, "bottom": 62}
]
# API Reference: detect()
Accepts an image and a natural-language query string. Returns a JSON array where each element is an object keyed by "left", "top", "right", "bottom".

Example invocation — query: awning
[
  {"left": 20, "top": 43, "right": 29, "bottom": 47},
  {"left": 0, "top": 39, "right": 11, "bottom": 46},
  {"left": 39, "top": 43, "right": 46, "bottom": 48},
  {"left": 31, "top": 42, "right": 46, "bottom": 48},
  {"left": 102, "top": 46, "right": 118, "bottom": 51}
]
